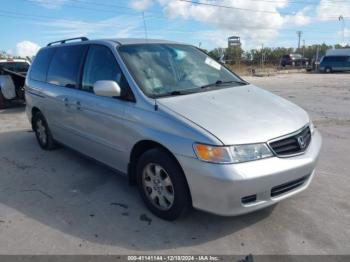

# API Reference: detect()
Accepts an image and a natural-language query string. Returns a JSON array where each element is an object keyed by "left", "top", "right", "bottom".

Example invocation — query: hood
[{"left": 157, "top": 84, "right": 309, "bottom": 145}]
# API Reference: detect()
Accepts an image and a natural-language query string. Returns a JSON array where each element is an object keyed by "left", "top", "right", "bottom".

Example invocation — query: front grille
[
  {"left": 269, "top": 126, "right": 311, "bottom": 156},
  {"left": 271, "top": 175, "right": 309, "bottom": 197}
]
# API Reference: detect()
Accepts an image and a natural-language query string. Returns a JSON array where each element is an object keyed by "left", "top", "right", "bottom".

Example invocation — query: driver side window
[{"left": 82, "top": 45, "right": 129, "bottom": 96}]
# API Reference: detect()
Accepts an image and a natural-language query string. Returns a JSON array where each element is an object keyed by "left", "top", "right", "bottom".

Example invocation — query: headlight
[
  {"left": 193, "top": 143, "right": 273, "bottom": 164},
  {"left": 309, "top": 119, "right": 315, "bottom": 135},
  {"left": 193, "top": 144, "right": 232, "bottom": 163},
  {"left": 229, "top": 143, "right": 273, "bottom": 163}
]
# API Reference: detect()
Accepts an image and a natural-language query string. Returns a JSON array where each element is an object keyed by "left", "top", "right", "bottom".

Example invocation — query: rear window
[
  {"left": 30, "top": 48, "right": 55, "bottom": 82},
  {"left": 323, "top": 56, "right": 348, "bottom": 62},
  {"left": 0, "top": 62, "right": 30, "bottom": 73},
  {"left": 47, "top": 45, "right": 88, "bottom": 88}
]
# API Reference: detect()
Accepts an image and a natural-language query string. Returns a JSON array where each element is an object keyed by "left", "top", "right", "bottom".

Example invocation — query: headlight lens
[
  {"left": 309, "top": 119, "right": 315, "bottom": 135},
  {"left": 229, "top": 144, "right": 273, "bottom": 163},
  {"left": 193, "top": 143, "right": 273, "bottom": 164}
]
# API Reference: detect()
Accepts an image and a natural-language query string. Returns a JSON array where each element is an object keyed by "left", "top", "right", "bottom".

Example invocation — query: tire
[
  {"left": 33, "top": 111, "right": 57, "bottom": 150},
  {"left": 325, "top": 67, "right": 332, "bottom": 73},
  {"left": 136, "top": 148, "right": 191, "bottom": 220},
  {"left": 0, "top": 91, "right": 6, "bottom": 109}
]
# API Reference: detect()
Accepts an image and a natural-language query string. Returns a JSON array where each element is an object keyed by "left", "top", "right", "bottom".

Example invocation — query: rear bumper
[{"left": 177, "top": 130, "right": 322, "bottom": 216}]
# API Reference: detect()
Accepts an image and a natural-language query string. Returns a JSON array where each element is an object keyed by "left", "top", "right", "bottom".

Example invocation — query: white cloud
[
  {"left": 284, "top": 6, "right": 312, "bottom": 26},
  {"left": 129, "top": 0, "right": 153, "bottom": 11},
  {"left": 337, "top": 28, "right": 349, "bottom": 46},
  {"left": 31, "top": 0, "right": 67, "bottom": 9},
  {"left": 156, "top": 0, "right": 288, "bottom": 48},
  {"left": 316, "top": 0, "right": 350, "bottom": 21},
  {"left": 38, "top": 16, "right": 141, "bottom": 40},
  {"left": 8, "top": 41, "right": 41, "bottom": 57}
]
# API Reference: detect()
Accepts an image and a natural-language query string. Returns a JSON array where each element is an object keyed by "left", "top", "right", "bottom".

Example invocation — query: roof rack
[{"left": 47, "top": 37, "right": 89, "bottom": 46}]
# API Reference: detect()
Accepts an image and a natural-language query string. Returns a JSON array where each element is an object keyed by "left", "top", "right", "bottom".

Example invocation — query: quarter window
[
  {"left": 30, "top": 48, "right": 55, "bottom": 82},
  {"left": 47, "top": 45, "right": 87, "bottom": 88},
  {"left": 82, "top": 45, "right": 129, "bottom": 94}
]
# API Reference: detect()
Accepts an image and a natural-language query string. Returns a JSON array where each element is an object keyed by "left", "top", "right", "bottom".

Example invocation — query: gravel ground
[{"left": 0, "top": 73, "right": 349, "bottom": 255}]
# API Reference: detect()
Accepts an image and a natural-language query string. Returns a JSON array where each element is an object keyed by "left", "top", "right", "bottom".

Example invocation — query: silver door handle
[
  {"left": 76, "top": 101, "right": 81, "bottom": 110},
  {"left": 62, "top": 97, "right": 68, "bottom": 106}
]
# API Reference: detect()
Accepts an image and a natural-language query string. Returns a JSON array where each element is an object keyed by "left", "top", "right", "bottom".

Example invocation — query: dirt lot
[{"left": 0, "top": 73, "right": 349, "bottom": 255}]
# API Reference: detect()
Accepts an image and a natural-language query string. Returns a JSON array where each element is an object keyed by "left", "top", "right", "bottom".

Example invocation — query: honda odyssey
[{"left": 25, "top": 37, "right": 322, "bottom": 220}]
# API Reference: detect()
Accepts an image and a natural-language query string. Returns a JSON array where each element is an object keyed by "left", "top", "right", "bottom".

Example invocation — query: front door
[{"left": 69, "top": 44, "right": 133, "bottom": 172}]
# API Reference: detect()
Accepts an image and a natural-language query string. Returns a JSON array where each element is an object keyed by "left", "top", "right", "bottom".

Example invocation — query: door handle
[
  {"left": 76, "top": 101, "right": 81, "bottom": 110},
  {"left": 62, "top": 97, "right": 68, "bottom": 106}
]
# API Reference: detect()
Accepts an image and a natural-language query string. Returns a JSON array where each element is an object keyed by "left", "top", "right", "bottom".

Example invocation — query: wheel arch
[{"left": 128, "top": 140, "right": 190, "bottom": 196}]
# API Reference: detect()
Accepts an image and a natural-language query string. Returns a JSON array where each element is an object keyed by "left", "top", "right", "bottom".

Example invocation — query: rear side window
[
  {"left": 323, "top": 56, "right": 347, "bottom": 62},
  {"left": 47, "top": 45, "right": 88, "bottom": 88},
  {"left": 30, "top": 48, "right": 55, "bottom": 82},
  {"left": 15, "top": 62, "right": 30, "bottom": 73}
]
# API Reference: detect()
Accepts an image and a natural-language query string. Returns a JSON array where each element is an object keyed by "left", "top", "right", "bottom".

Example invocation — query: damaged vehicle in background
[
  {"left": 280, "top": 53, "right": 309, "bottom": 68},
  {"left": 0, "top": 58, "right": 30, "bottom": 109}
]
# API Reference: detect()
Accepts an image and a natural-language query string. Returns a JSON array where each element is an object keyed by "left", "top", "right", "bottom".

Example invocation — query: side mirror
[{"left": 93, "top": 80, "right": 121, "bottom": 97}]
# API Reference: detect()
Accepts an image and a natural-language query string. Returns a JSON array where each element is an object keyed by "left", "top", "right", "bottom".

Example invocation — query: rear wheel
[
  {"left": 325, "top": 67, "right": 332, "bottom": 73},
  {"left": 33, "top": 112, "right": 57, "bottom": 150},
  {"left": 136, "top": 148, "right": 191, "bottom": 220},
  {"left": 0, "top": 91, "right": 6, "bottom": 109}
]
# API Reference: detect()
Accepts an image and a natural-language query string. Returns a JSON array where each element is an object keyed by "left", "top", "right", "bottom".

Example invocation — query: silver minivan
[{"left": 25, "top": 37, "right": 322, "bottom": 220}]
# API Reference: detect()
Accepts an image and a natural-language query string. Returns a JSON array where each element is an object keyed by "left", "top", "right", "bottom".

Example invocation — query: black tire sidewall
[
  {"left": 0, "top": 90, "right": 6, "bottom": 109},
  {"left": 33, "top": 112, "right": 55, "bottom": 150},
  {"left": 136, "top": 148, "right": 191, "bottom": 220}
]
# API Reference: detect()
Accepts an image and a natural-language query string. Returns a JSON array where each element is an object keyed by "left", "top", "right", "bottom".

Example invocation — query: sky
[{"left": 0, "top": 0, "right": 349, "bottom": 57}]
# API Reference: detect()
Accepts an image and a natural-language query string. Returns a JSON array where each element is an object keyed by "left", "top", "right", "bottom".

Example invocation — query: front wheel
[
  {"left": 136, "top": 148, "right": 191, "bottom": 220},
  {"left": 33, "top": 112, "right": 57, "bottom": 150}
]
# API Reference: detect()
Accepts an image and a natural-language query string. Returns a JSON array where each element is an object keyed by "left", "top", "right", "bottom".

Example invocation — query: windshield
[
  {"left": 291, "top": 54, "right": 303, "bottom": 59},
  {"left": 118, "top": 44, "right": 246, "bottom": 98}
]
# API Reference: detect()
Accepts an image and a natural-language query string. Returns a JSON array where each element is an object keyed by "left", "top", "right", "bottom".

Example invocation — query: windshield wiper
[
  {"left": 200, "top": 80, "right": 247, "bottom": 89},
  {"left": 155, "top": 89, "right": 198, "bottom": 98}
]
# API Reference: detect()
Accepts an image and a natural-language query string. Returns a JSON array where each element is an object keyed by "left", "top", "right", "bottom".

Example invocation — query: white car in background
[{"left": 0, "top": 58, "right": 30, "bottom": 109}]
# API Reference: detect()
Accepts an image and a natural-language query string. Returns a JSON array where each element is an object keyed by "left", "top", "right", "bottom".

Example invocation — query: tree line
[{"left": 207, "top": 43, "right": 350, "bottom": 65}]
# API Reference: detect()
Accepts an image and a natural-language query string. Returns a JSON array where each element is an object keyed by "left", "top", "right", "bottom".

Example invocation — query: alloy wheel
[
  {"left": 142, "top": 163, "right": 175, "bottom": 210},
  {"left": 36, "top": 119, "right": 47, "bottom": 145}
]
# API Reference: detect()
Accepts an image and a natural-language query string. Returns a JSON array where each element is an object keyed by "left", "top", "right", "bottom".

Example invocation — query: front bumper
[{"left": 176, "top": 130, "right": 322, "bottom": 216}]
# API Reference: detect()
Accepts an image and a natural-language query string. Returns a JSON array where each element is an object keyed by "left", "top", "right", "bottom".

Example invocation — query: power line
[
  {"left": 23, "top": 0, "right": 165, "bottom": 19},
  {"left": 178, "top": 0, "right": 350, "bottom": 19},
  {"left": 205, "top": 0, "right": 349, "bottom": 5},
  {"left": 20, "top": 0, "right": 350, "bottom": 21},
  {"left": 178, "top": 0, "right": 293, "bottom": 15},
  {"left": 0, "top": 8, "right": 346, "bottom": 36}
]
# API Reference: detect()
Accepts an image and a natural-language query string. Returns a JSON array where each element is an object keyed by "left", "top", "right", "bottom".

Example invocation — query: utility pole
[
  {"left": 302, "top": 39, "right": 305, "bottom": 56},
  {"left": 261, "top": 43, "right": 264, "bottom": 72},
  {"left": 297, "top": 31, "right": 303, "bottom": 51},
  {"left": 339, "top": 15, "right": 345, "bottom": 46},
  {"left": 315, "top": 45, "right": 320, "bottom": 71},
  {"left": 142, "top": 12, "right": 148, "bottom": 40}
]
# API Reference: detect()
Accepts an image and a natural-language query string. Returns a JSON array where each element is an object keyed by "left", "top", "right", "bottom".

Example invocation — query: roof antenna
[
  {"left": 154, "top": 99, "right": 158, "bottom": 111},
  {"left": 142, "top": 12, "right": 148, "bottom": 41}
]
